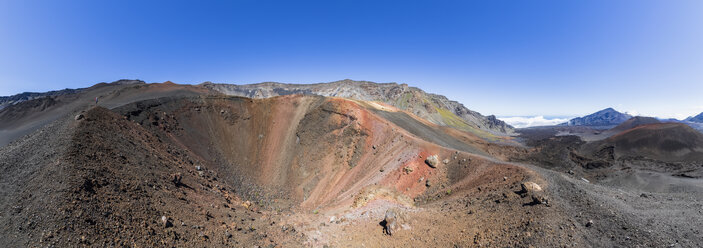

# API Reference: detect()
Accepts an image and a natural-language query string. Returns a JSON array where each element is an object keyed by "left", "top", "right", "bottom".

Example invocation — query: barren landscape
[
  {"left": 1, "top": 80, "right": 701, "bottom": 247},
  {"left": 4, "top": 0, "right": 703, "bottom": 246}
]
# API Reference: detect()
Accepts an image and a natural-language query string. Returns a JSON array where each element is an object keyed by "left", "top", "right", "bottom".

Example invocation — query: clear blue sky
[{"left": 1, "top": 0, "right": 702, "bottom": 118}]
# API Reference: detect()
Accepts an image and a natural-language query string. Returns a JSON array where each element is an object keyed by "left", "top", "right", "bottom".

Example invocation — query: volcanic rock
[
  {"left": 426, "top": 155, "right": 439, "bottom": 168},
  {"left": 382, "top": 208, "right": 405, "bottom": 235},
  {"left": 521, "top": 182, "right": 542, "bottom": 193},
  {"left": 161, "top": 216, "right": 173, "bottom": 228},
  {"left": 171, "top": 173, "right": 182, "bottom": 186}
]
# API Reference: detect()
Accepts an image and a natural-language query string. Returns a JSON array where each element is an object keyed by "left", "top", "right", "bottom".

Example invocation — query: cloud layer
[{"left": 498, "top": 116, "right": 571, "bottom": 128}]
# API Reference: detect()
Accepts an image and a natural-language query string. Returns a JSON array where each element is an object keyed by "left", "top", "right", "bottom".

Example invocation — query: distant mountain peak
[
  {"left": 560, "top": 107, "right": 632, "bottom": 128},
  {"left": 594, "top": 107, "right": 618, "bottom": 114},
  {"left": 686, "top": 112, "right": 703, "bottom": 123}
]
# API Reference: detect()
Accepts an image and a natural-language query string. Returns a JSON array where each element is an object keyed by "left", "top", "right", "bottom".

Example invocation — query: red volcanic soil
[
  {"left": 107, "top": 95, "right": 586, "bottom": 247},
  {"left": 116, "top": 95, "right": 529, "bottom": 207}
]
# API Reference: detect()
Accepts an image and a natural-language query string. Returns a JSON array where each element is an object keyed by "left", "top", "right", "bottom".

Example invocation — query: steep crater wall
[{"left": 114, "top": 95, "right": 519, "bottom": 211}]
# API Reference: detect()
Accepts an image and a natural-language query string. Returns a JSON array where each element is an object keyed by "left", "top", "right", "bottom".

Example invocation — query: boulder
[
  {"left": 530, "top": 193, "right": 549, "bottom": 205},
  {"left": 442, "top": 159, "right": 450, "bottom": 164},
  {"left": 242, "top": 200, "right": 252, "bottom": 209},
  {"left": 425, "top": 155, "right": 439, "bottom": 168},
  {"left": 382, "top": 208, "right": 405, "bottom": 235},
  {"left": 161, "top": 216, "right": 173, "bottom": 228},
  {"left": 171, "top": 173, "right": 182, "bottom": 186},
  {"left": 521, "top": 182, "right": 542, "bottom": 193},
  {"left": 521, "top": 181, "right": 548, "bottom": 205},
  {"left": 74, "top": 114, "right": 84, "bottom": 120}
]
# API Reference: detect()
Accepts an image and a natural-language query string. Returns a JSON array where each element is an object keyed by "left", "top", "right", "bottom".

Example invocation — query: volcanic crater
[{"left": 2, "top": 81, "right": 702, "bottom": 247}]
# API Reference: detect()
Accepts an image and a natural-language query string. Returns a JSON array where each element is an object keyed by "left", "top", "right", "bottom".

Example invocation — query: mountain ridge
[
  {"left": 0, "top": 79, "right": 146, "bottom": 110},
  {"left": 686, "top": 112, "right": 703, "bottom": 123},
  {"left": 203, "top": 79, "right": 514, "bottom": 135},
  {"left": 1, "top": 79, "right": 513, "bottom": 135}
]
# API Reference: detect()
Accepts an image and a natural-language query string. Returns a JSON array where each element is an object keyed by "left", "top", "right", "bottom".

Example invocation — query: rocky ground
[
  {"left": 1, "top": 81, "right": 702, "bottom": 247},
  {"left": 511, "top": 127, "right": 703, "bottom": 247},
  {"left": 1, "top": 107, "right": 307, "bottom": 247}
]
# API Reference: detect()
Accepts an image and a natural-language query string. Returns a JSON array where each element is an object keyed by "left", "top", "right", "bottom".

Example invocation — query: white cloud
[
  {"left": 624, "top": 110, "right": 639, "bottom": 116},
  {"left": 498, "top": 116, "right": 571, "bottom": 128}
]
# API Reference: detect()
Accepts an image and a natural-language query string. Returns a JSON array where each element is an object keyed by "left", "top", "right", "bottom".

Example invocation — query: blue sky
[{"left": 1, "top": 0, "right": 702, "bottom": 119}]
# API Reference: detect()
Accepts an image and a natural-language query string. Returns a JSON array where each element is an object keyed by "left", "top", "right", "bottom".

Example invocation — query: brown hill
[
  {"left": 609, "top": 116, "right": 661, "bottom": 133},
  {"left": 579, "top": 116, "right": 663, "bottom": 141},
  {"left": 607, "top": 122, "right": 703, "bottom": 162},
  {"left": 568, "top": 122, "right": 703, "bottom": 178},
  {"left": 0, "top": 80, "right": 213, "bottom": 147}
]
